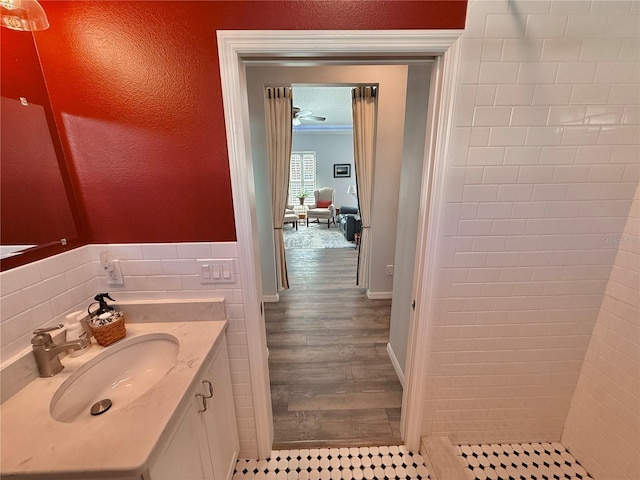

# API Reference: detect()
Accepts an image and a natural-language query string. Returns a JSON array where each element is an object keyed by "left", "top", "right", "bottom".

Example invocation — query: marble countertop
[{"left": 0, "top": 320, "right": 228, "bottom": 479}]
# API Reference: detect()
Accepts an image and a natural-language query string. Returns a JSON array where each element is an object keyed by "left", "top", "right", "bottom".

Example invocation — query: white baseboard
[
  {"left": 263, "top": 294, "right": 279, "bottom": 303},
  {"left": 386, "top": 343, "right": 405, "bottom": 388},
  {"left": 365, "top": 290, "right": 392, "bottom": 300}
]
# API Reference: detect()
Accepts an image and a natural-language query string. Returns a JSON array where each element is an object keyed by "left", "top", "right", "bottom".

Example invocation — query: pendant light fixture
[{"left": 0, "top": 0, "right": 49, "bottom": 31}]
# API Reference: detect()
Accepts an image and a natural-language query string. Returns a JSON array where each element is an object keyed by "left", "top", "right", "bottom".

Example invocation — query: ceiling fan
[{"left": 293, "top": 106, "right": 326, "bottom": 126}]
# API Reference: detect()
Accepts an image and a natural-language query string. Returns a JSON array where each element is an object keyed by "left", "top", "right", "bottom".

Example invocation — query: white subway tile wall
[
  {"left": 0, "top": 242, "right": 259, "bottom": 458},
  {"left": 561, "top": 183, "right": 640, "bottom": 479},
  {"left": 422, "top": 0, "right": 639, "bottom": 445}
]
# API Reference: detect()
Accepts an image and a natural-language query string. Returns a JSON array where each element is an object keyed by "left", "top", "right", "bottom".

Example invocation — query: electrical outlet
[
  {"left": 106, "top": 259, "right": 124, "bottom": 285},
  {"left": 386, "top": 265, "right": 394, "bottom": 276}
]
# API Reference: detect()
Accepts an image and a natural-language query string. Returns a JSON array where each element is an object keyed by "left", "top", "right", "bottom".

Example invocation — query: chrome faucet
[{"left": 31, "top": 324, "right": 89, "bottom": 377}]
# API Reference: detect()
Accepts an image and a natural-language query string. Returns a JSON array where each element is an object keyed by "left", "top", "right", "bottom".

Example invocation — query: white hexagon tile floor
[
  {"left": 455, "top": 442, "right": 593, "bottom": 480},
  {"left": 232, "top": 446, "right": 431, "bottom": 480}
]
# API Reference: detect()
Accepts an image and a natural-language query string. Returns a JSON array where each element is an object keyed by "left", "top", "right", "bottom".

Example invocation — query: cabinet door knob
[
  {"left": 196, "top": 393, "right": 207, "bottom": 413},
  {"left": 202, "top": 380, "right": 214, "bottom": 399}
]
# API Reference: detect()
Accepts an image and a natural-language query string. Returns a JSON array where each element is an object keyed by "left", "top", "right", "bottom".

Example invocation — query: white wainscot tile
[
  {"left": 541, "top": 38, "right": 582, "bottom": 61},
  {"left": 470, "top": 127, "right": 491, "bottom": 147},
  {"left": 553, "top": 165, "right": 591, "bottom": 183},
  {"left": 458, "top": 220, "right": 494, "bottom": 236},
  {"left": 468, "top": 147, "right": 506, "bottom": 165},
  {"left": 585, "top": 105, "right": 625, "bottom": 125},
  {"left": 618, "top": 38, "right": 640, "bottom": 61},
  {"left": 505, "top": 235, "right": 539, "bottom": 251},
  {"left": 142, "top": 243, "right": 179, "bottom": 259},
  {"left": 571, "top": 84, "right": 611, "bottom": 105},
  {"left": 465, "top": 166, "right": 485, "bottom": 184},
  {"left": 622, "top": 163, "right": 640, "bottom": 182},
  {"left": 491, "top": 219, "right": 527, "bottom": 235},
  {"left": 37, "top": 250, "right": 80, "bottom": 280},
  {"left": 540, "top": 146, "right": 577, "bottom": 165},
  {"left": 495, "top": 85, "right": 535, "bottom": 106},
  {"left": 449, "top": 128, "right": 472, "bottom": 165},
  {"left": 566, "top": 183, "right": 604, "bottom": 200},
  {"left": 576, "top": 145, "right": 614, "bottom": 164},
  {"left": 512, "top": 202, "right": 547, "bottom": 218},
  {"left": 462, "top": 185, "right": 499, "bottom": 202},
  {"left": 490, "top": 126, "right": 529, "bottom": 146},
  {"left": 545, "top": 201, "right": 582, "bottom": 218},
  {"left": 504, "top": 146, "right": 542, "bottom": 165},
  {"left": 482, "top": 166, "right": 520, "bottom": 184},
  {"left": 548, "top": 106, "right": 586, "bottom": 126},
  {"left": 475, "top": 85, "right": 497, "bottom": 106},
  {"left": 101, "top": 244, "right": 144, "bottom": 260},
  {"left": 518, "top": 62, "right": 559, "bottom": 84},
  {"left": 532, "top": 184, "right": 569, "bottom": 201},
  {"left": 472, "top": 236, "right": 507, "bottom": 252},
  {"left": 484, "top": 13, "right": 526, "bottom": 38},
  {"left": 556, "top": 61, "right": 597, "bottom": 83},
  {"left": 558, "top": 218, "right": 593, "bottom": 234},
  {"left": 120, "top": 260, "right": 164, "bottom": 276},
  {"left": 604, "top": 14, "right": 640, "bottom": 38},
  {"left": 517, "top": 165, "right": 556, "bottom": 183},
  {"left": 595, "top": 61, "right": 637, "bottom": 84},
  {"left": 622, "top": 105, "right": 639, "bottom": 125},
  {"left": 598, "top": 126, "right": 638, "bottom": 145},
  {"left": 473, "top": 106, "right": 513, "bottom": 126},
  {"left": 1, "top": 302, "right": 54, "bottom": 349},
  {"left": 501, "top": 39, "right": 543, "bottom": 61},
  {"left": 177, "top": 243, "right": 214, "bottom": 259},
  {"left": 477, "top": 202, "right": 513, "bottom": 219},
  {"left": 0, "top": 263, "right": 42, "bottom": 296},
  {"left": 609, "top": 84, "right": 640, "bottom": 104},
  {"left": 526, "top": 126, "right": 563, "bottom": 146},
  {"left": 564, "top": 13, "right": 606, "bottom": 37},
  {"left": 562, "top": 126, "right": 600, "bottom": 145},
  {"left": 581, "top": 38, "right": 622, "bottom": 61},
  {"left": 160, "top": 259, "right": 200, "bottom": 275},
  {"left": 551, "top": 1, "right": 591, "bottom": 14},
  {"left": 22, "top": 275, "right": 69, "bottom": 307},
  {"left": 453, "top": 86, "right": 477, "bottom": 127},
  {"left": 0, "top": 291, "right": 28, "bottom": 322},
  {"left": 210, "top": 242, "right": 238, "bottom": 258},
  {"left": 479, "top": 62, "right": 519, "bottom": 84},
  {"left": 481, "top": 39, "right": 504, "bottom": 61},
  {"left": 454, "top": 252, "right": 488, "bottom": 268},
  {"left": 525, "top": 14, "right": 567, "bottom": 38},
  {"left": 532, "top": 85, "right": 572, "bottom": 105},
  {"left": 458, "top": 39, "right": 482, "bottom": 83},
  {"left": 50, "top": 284, "right": 91, "bottom": 316},
  {"left": 497, "top": 184, "right": 534, "bottom": 201},
  {"left": 525, "top": 218, "right": 560, "bottom": 234},
  {"left": 486, "top": 252, "right": 521, "bottom": 267},
  {"left": 588, "top": 164, "right": 626, "bottom": 182}
]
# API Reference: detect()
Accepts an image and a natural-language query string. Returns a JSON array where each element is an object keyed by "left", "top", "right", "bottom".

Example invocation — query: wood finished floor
[{"left": 265, "top": 247, "right": 403, "bottom": 449}]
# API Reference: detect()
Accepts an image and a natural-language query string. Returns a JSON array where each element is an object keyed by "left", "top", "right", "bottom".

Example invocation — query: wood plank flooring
[{"left": 265, "top": 247, "right": 403, "bottom": 449}]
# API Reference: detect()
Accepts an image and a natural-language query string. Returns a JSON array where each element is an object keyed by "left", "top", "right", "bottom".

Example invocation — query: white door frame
[{"left": 217, "top": 30, "right": 462, "bottom": 458}]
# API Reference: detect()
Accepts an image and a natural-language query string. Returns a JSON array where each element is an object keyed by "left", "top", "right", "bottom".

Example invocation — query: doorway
[{"left": 217, "top": 30, "right": 463, "bottom": 458}]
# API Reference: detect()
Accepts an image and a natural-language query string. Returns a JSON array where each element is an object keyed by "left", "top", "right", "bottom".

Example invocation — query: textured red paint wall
[{"left": 30, "top": 1, "right": 466, "bottom": 244}]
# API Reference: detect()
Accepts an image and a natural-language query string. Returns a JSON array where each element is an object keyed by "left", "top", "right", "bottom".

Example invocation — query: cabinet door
[
  {"left": 147, "top": 395, "right": 214, "bottom": 480},
  {"left": 197, "top": 337, "right": 240, "bottom": 480}
]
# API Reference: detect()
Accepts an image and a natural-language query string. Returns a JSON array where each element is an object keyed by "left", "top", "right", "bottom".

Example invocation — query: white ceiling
[{"left": 292, "top": 86, "right": 353, "bottom": 126}]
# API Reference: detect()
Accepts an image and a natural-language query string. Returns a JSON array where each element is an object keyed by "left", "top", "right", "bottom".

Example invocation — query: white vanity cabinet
[{"left": 145, "top": 336, "right": 239, "bottom": 480}]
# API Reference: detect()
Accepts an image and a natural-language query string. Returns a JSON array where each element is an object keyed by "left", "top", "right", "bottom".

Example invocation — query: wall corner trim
[{"left": 387, "top": 342, "right": 406, "bottom": 388}]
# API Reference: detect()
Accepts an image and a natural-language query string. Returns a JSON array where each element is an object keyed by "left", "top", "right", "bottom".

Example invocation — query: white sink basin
[{"left": 50, "top": 333, "right": 179, "bottom": 423}]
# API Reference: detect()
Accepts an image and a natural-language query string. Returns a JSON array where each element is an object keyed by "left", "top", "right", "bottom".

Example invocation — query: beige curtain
[
  {"left": 352, "top": 86, "right": 377, "bottom": 288},
  {"left": 265, "top": 87, "right": 293, "bottom": 291}
]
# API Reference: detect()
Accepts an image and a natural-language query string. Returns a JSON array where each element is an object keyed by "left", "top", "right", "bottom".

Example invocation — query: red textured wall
[{"left": 28, "top": 1, "right": 466, "bottom": 244}]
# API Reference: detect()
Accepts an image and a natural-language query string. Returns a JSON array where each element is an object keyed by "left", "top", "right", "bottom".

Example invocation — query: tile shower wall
[
  {"left": 422, "top": 0, "right": 639, "bottom": 443},
  {"left": 561, "top": 183, "right": 640, "bottom": 479},
  {"left": 0, "top": 242, "right": 259, "bottom": 458}
]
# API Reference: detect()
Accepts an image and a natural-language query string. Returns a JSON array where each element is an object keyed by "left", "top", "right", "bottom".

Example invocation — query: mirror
[{"left": 0, "top": 27, "right": 82, "bottom": 268}]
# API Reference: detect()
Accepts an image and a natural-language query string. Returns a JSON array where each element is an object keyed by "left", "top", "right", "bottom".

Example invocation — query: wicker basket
[{"left": 89, "top": 315, "right": 126, "bottom": 346}]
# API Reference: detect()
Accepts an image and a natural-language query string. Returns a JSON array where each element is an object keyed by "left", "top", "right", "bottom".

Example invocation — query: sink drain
[{"left": 90, "top": 399, "right": 112, "bottom": 416}]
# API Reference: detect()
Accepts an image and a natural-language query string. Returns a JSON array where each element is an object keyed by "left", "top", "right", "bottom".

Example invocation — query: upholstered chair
[
  {"left": 306, "top": 187, "right": 336, "bottom": 228},
  {"left": 284, "top": 204, "right": 298, "bottom": 230}
]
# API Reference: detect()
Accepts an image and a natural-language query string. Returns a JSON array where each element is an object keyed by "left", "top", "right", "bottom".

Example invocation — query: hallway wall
[
  {"left": 562, "top": 182, "right": 640, "bottom": 479},
  {"left": 421, "top": 0, "right": 639, "bottom": 444}
]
